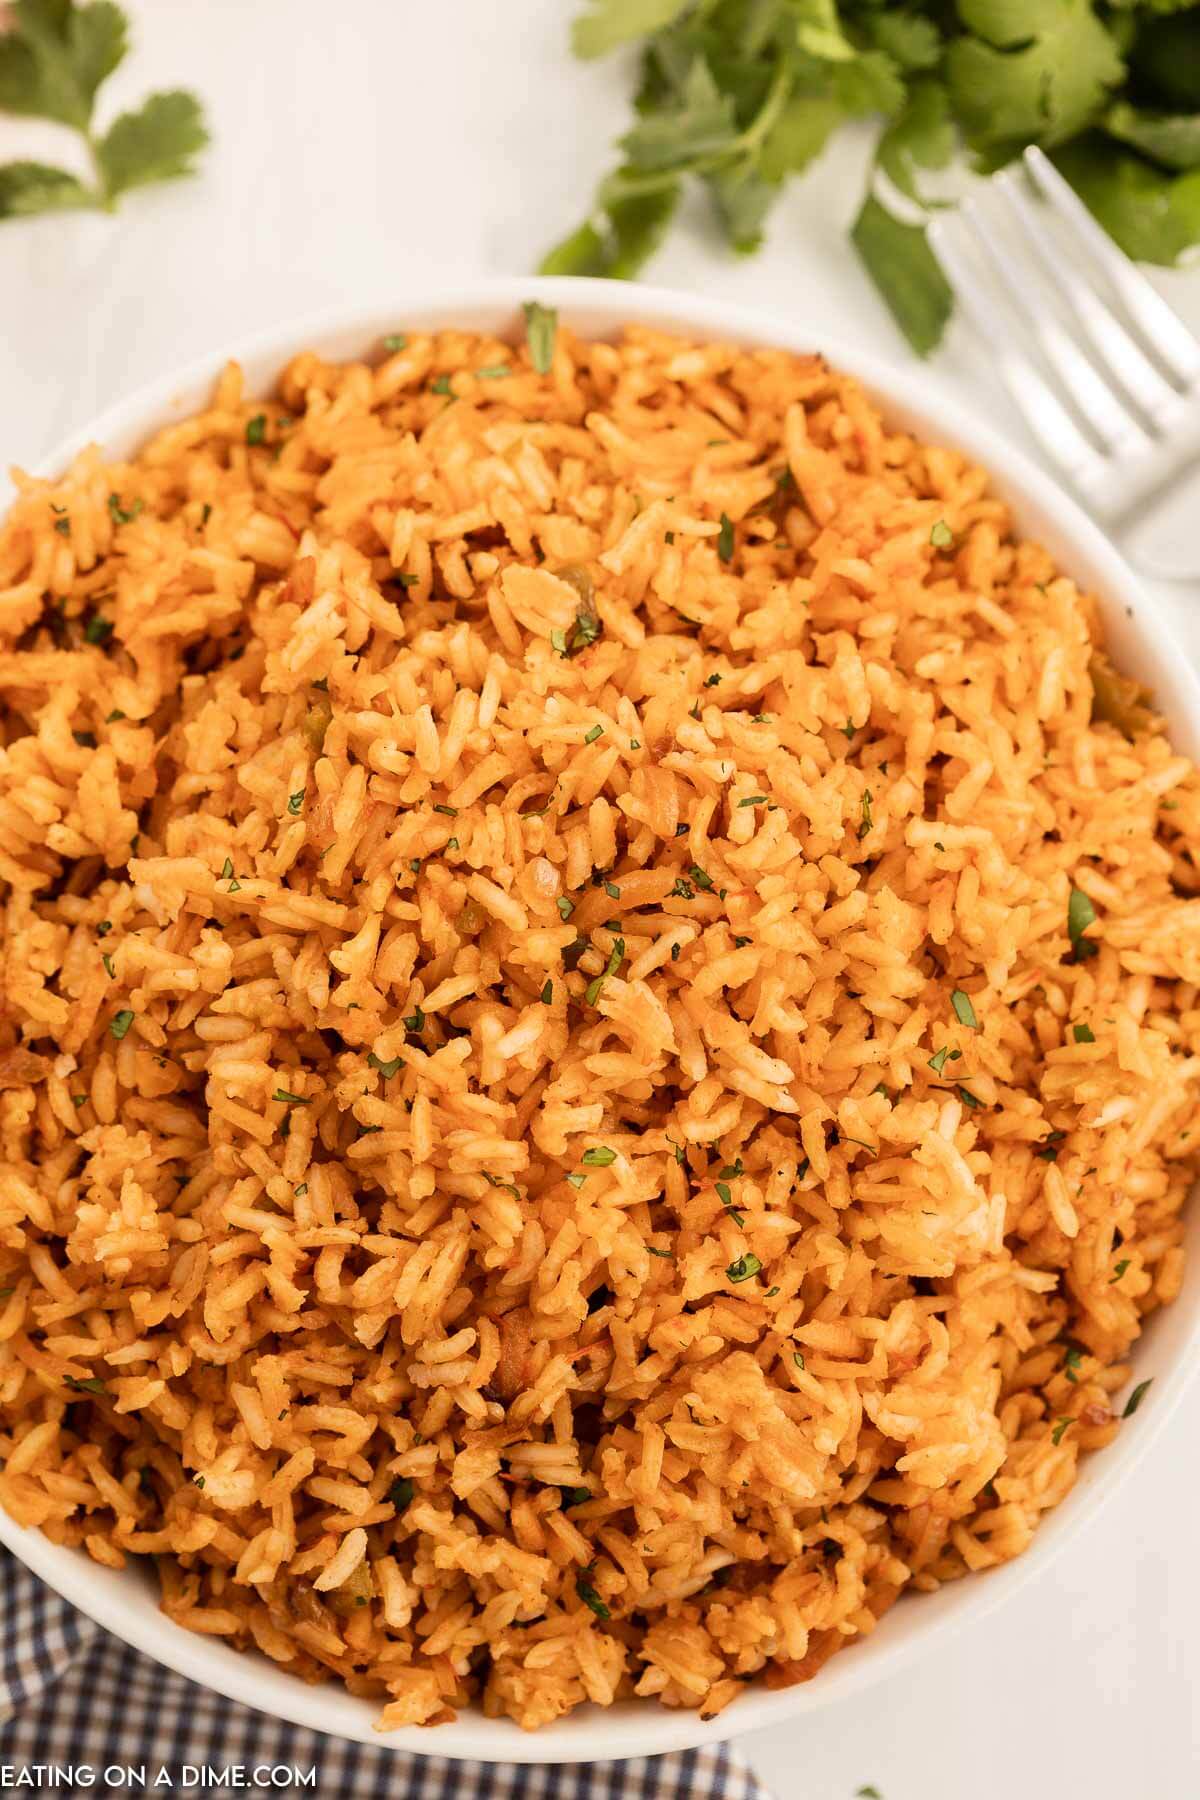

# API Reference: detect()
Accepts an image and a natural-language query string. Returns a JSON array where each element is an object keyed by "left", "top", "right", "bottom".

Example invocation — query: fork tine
[
  {"left": 998, "top": 166, "right": 1187, "bottom": 431},
  {"left": 1023, "top": 146, "right": 1200, "bottom": 392},
  {"left": 958, "top": 195, "right": 1152, "bottom": 456},
  {"left": 926, "top": 216, "right": 1110, "bottom": 497}
]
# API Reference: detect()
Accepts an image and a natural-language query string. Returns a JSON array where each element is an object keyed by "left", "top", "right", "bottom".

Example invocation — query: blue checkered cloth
[{"left": 0, "top": 1550, "right": 768, "bottom": 1798}]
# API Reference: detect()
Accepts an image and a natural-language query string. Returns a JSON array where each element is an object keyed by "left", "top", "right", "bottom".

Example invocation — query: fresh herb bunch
[
  {"left": 0, "top": 0, "right": 209, "bottom": 221},
  {"left": 541, "top": 0, "right": 1200, "bottom": 354}
]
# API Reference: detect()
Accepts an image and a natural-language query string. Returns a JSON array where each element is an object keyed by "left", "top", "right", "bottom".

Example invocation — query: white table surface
[{"left": 2, "top": 4, "right": 1198, "bottom": 1794}]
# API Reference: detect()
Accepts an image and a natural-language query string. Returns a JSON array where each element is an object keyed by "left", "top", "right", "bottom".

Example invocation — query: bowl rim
[{"left": 4, "top": 274, "right": 1200, "bottom": 1765}]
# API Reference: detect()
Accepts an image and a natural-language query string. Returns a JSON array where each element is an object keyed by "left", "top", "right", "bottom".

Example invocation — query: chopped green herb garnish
[
  {"left": 383, "top": 334, "right": 408, "bottom": 352},
  {"left": 245, "top": 414, "right": 266, "bottom": 445},
  {"left": 705, "top": 673, "right": 721, "bottom": 688},
  {"left": 793, "top": 1352, "right": 805, "bottom": 1372},
  {"left": 716, "top": 512, "right": 734, "bottom": 562},
  {"left": 726, "top": 1253, "right": 762, "bottom": 1284},
  {"left": 294, "top": 1184, "right": 308, "bottom": 1197},
  {"left": 550, "top": 628, "right": 568, "bottom": 656},
  {"left": 101, "top": 953, "right": 115, "bottom": 979},
  {"left": 951, "top": 989, "right": 978, "bottom": 1030},
  {"left": 393, "top": 573, "right": 419, "bottom": 588},
  {"left": 604, "top": 881, "right": 620, "bottom": 899},
  {"left": 566, "top": 1171, "right": 587, "bottom": 1189},
  {"left": 647, "top": 1245, "right": 674, "bottom": 1259},
  {"left": 107, "top": 494, "right": 143, "bottom": 526},
  {"left": 738, "top": 795, "right": 768, "bottom": 808},
  {"left": 287, "top": 790, "right": 304, "bottom": 816},
  {"left": 65, "top": 1376, "right": 106, "bottom": 1395},
  {"left": 1068, "top": 887, "right": 1099, "bottom": 961},
  {"left": 930, "top": 520, "right": 953, "bottom": 550},
  {"left": 477, "top": 363, "right": 511, "bottom": 379},
  {"left": 557, "top": 896, "right": 575, "bottom": 921},
  {"left": 273, "top": 1089, "right": 308, "bottom": 1106},
  {"left": 430, "top": 374, "right": 453, "bottom": 395},
  {"left": 1063, "top": 1344, "right": 1083, "bottom": 1383},
  {"left": 539, "top": 979, "right": 554, "bottom": 1005},
  {"left": 689, "top": 865, "right": 714, "bottom": 892},
  {"left": 585, "top": 936, "right": 625, "bottom": 1005},
  {"left": 859, "top": 788, "right": 873, "bottom": 840},
  {"left": 54, "top": 516, "right": 70, "bottom": 535},
  {"left": 85, "top": 615, "right": 114, "bottom": 645},
  {"left": 106, "top": 709, "right": 125, "bottom": 721},
  {"left": 368, "top": 1052, "right": 402, "bottom": 1080},
  {"left": 404, "top": 1007, "right": 426, "bottom": 1033},
  {"left": 1073, "top": 1023, "right": 1096, "bottom": 1044},
  {"left": 958, "top": 1086, "right": 982, "bottom": 1109},
  {"left": 1123, "top": 1379, "right": 1152, "bottom": 1418},
  {"left": 193, "top": 1475, "right": 206, "bottom": 1488},
  {"left": 523, "top": 301, "right": 558, "bottom": 374},
  {"left": 1111, "top": 1259, "right": 1130, "bottom": 1283},
  {"left": 409, "top": 858, "right": 422, "bottom": 874},
  {"left": 109, "top": 1010, "right": 135, "bottom": 1041},
  {"left": 433, "top": 804, "right": 458, "bottom": 817},
  {"left": 1051, "top": 1418, "right": 1072, "bottom": 1446},
  {"left": 561, "top": 1487, "right": 592, "bottom": 1507},
  {"left": 575, "top": 1570, "right": 610, "bottom": 1620},
  {"left": 387, "top": 1477, "right": 415, "bottom": 1509},
  {"left": 446, "top": 838, "right": 459, "bottom": 851},
  {"left": 733, "top": 935, "right": 751, "bottom": 948},
  {"left": 220, "top": 858, "right": 234, "bottom": 879},
  {"left": 582, "top": 1146, "right": 617, "bottom": 1167},
  {"left": 584, "top": 724, "right": 604, "bottom": 744},
  {"left": 671, "top": 878, "right": 694, "bottom": 900}
]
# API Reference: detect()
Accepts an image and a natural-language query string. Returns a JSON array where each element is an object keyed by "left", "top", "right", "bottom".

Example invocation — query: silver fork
[{"left": 928, "top": 146, "right": 1200, "bottom": 581}]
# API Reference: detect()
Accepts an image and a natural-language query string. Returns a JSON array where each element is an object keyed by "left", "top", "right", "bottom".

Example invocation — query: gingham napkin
[{"left": 0, "top": 1550, "right": 769, "bottom": 1799}]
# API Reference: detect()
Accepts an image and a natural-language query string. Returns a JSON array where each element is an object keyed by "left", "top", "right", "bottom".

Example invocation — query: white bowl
[{"left": 5, "top": 278, "right": 1200, "bottom": 1765}]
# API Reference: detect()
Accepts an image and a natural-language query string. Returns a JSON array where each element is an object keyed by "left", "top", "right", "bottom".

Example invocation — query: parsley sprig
[
  {"left": 0, "top": 1, "right": 209, "bottom": 223},
  {"left": 542, "top": 0, "right": 1200, "bottom": 356}
]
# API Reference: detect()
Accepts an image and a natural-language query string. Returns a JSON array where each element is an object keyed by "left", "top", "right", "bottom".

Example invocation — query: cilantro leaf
[
  {"left": 0, "top": 0, "right": 127, "bottom": 130},
  {"left": 97, "top": 89, "right": 208, "bottom": 197},
  {"left": 1103, "top": 102, "right": 1200, "bottom": 172},
  {"left": 865, "top": 14, "right": 943, "bottom": 74},
  {"left": 540, "top": 177, "right": 681, "bottom": 279},
  {"left": 946, "top": 2, "right": 1124, "bottom": 151},
  {"left": 832, "top": 50, "right": 907, "bottom": 120},
  {"left": 0, "top": 4, "right": 209, "bottom": 221},
  {"left": 757, "top": 94, "right": 844, "bottom": 182},
  {"left": 0, "top": 160, "right": 91, "bottom": 217},
  {"left": 620, "top": 56, "right": 739, "bottom": 172},
  {"left": 1055, "top": 136, "right": 1200, "bottom": 265},
  {"left": 706, "top": 158, "right": 779, "bottom": 255},
  {"left": 791, "top": 0, "right": 855, "bottom": 64},
  {"left": 571, "top": 0, "right": 691, "bottom": 60},
  {"left": 851, "top": 194, "right": 953, "bottom": 357},
  {"left": 877, "top": 78, "right": 955, "bottom": 201}
]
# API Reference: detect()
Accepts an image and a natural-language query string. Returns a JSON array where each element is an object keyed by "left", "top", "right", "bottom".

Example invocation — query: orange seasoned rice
[{"left": 0, "top": 318, "right": 1198, "bottom": 1730}]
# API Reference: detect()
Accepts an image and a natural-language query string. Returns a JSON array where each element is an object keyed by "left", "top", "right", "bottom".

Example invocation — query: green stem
[{"left": 83, "top": 125, "right": 115, "bottom": 212}]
